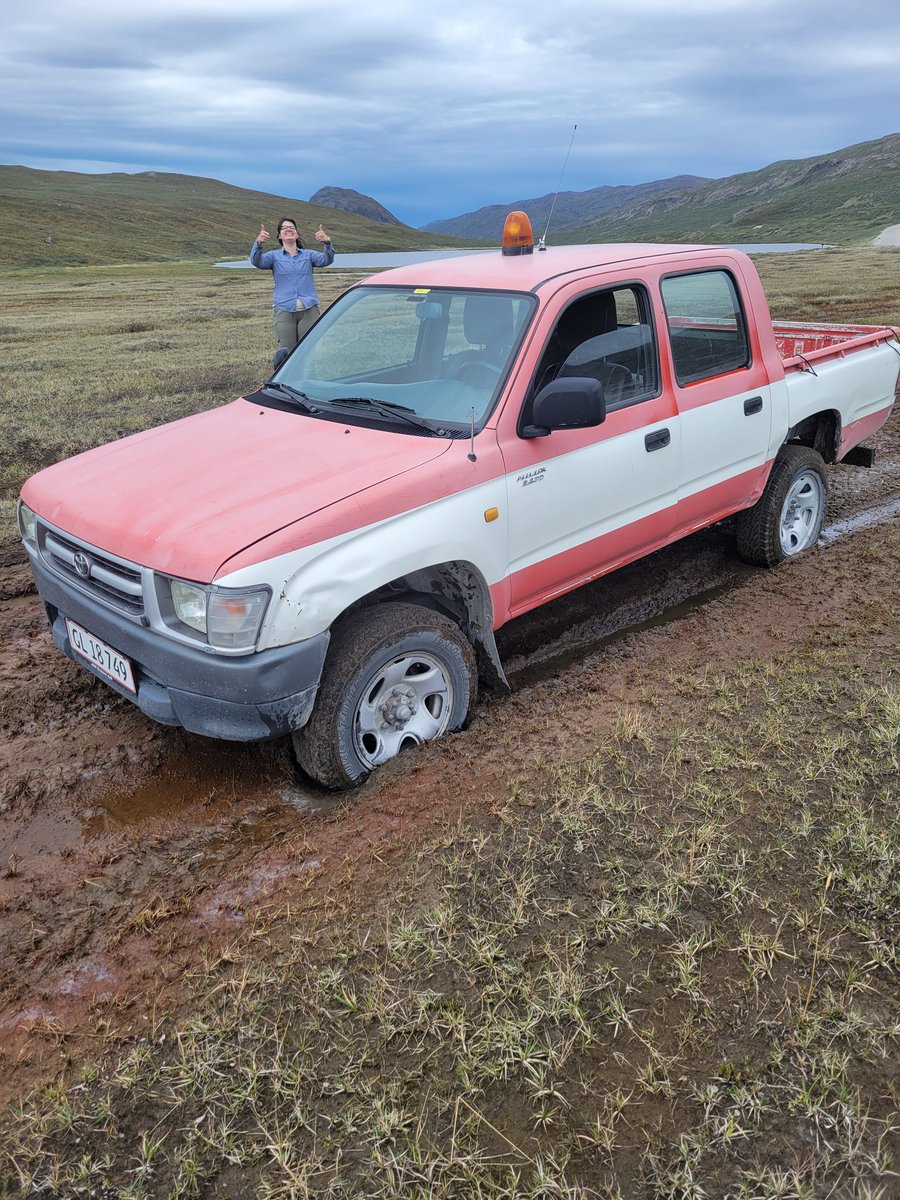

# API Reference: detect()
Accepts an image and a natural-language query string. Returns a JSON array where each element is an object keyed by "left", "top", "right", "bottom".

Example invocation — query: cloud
[{"left": 1, "top": 0, "right": 898, "bottom": 225}]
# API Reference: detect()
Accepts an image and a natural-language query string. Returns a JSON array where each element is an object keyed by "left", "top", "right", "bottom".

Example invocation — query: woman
[{"left": 250, "top": 217, "right": 334, "bottom": 357}]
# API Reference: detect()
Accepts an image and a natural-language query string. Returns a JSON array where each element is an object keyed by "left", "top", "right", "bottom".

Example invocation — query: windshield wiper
[
  {"left": 261, "top": 382, "right": 319, "bottom": 413},
  {"left": 328, "top": 395, "right": 441, "bottom": 436}
]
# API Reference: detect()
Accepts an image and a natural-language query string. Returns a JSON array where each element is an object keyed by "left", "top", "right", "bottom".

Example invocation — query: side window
[
  {"left": 531, "top": 285, "right": 660, "bottom": 410},
  {"left": 661, "top": 270, "right": 750, "bottom": 385}
]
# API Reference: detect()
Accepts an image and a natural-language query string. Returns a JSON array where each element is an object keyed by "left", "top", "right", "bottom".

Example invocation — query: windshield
[{"left": 273, "top": 286, "right": 535, "bottom": 429}]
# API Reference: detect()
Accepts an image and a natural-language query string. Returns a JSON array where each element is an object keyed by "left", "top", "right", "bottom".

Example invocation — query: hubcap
[
  {"left": 353, "top": 653, "right": 453, "bottom": 767},
  {"left": 779, "top": 471, "right": 824, "bottom": 556}
]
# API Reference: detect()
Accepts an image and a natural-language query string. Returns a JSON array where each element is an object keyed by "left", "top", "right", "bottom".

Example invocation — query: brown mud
[{"left": 1, "top": 413, "right": 898, "bottom": 1102}]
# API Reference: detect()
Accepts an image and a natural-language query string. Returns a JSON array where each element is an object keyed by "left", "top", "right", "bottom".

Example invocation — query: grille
[{"left": 41, "top": 528, "right": 145, "bottom": 616}]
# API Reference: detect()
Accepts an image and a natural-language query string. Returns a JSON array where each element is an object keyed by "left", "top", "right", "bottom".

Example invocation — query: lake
[{"left": 216, "top": 243, "right": 829, "bottom": 270}]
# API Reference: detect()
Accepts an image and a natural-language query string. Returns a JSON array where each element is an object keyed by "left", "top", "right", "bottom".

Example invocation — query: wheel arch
[
  {"left": 785, "top": 408, "right": 841, "bottom": 463},
  {"left": 332, "top": 559, "right": 509, "bottom": 693}
]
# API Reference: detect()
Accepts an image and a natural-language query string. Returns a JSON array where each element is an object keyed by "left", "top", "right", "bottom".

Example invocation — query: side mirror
[{"left": 520, "top": 377, "right": 607, "bottom": 439}]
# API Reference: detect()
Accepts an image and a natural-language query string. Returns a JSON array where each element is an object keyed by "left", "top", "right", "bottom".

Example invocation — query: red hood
[{"left": 22, "top": 398, "right": 451, "bottom": 581}]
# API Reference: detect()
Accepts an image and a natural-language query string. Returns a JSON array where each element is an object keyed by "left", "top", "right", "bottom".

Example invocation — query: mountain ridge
[
  {"left": 423, "top": 175, "right": 710, "bottom": 240},
  {"left": 1, "top": 130, "right": 897, "bottom": 270},
  {"left": 426, "top": 132, "right": 900, "bottom": 247},
  {"left": 309, "top": 186, "right": 402, "bottom": 226}
]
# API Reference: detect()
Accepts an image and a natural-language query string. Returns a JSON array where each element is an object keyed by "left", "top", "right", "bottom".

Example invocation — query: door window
[
  {"left": 661, "top": 270, "right": 750, "bottom": 385},
  {"left": 524, "top": 285, "right": 659, "bottom": 432}
]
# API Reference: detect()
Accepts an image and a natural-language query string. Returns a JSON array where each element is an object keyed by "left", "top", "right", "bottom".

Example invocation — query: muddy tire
[
  {"left": 736, "top": 445, "right": 827, "bottom": 567},
  {"left": 293, "top": 602, "right": 477, "bottom": 789}
]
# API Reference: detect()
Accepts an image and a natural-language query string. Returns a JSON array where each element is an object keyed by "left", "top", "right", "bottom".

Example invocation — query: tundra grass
[
  {"left": 2, "top": 249, "right": 899, "bottom": 539},
  {"left": 0, "top": 262, "right": 366, "bottom": 535},
  {"left": 1, "top": 249, "right": 898, "bottom": 1197},
  {"left": 2, "top": 542, "right": 898, "bottom": 1198}
]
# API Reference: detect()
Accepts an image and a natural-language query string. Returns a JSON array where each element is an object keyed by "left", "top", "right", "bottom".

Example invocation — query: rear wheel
[
  {"left": 736, "top": 445, "right": 827, "bottom": 567},
  {"left": 293, "top": 602, "right": 477, "bottom": 789}
]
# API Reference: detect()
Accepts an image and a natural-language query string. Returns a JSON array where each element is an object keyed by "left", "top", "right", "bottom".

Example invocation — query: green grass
[
  {"left": 2, "top": 618, "right": 898, "bottom": 1197},
  {"left": 0, "top": 166, "right": 474, "bottom": 270}
]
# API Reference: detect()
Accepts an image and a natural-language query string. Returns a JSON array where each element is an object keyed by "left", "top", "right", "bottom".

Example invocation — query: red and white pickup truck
[{"left": 18, "top": 215, "right": 900, "bottom": 787}]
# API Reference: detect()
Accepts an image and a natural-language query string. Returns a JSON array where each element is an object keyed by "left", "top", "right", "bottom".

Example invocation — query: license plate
[{"left": 65, "top": 618, "right": 136, "bottom": 693}]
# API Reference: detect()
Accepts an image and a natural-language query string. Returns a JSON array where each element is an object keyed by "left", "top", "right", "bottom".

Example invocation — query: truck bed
[{"left": 773, "top": 320, "right": 899, "bottom": 373}]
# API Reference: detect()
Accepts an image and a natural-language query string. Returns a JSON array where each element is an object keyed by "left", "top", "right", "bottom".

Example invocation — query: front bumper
[{"left": 28, "top": 549, "right": 329, "bottom": 741}]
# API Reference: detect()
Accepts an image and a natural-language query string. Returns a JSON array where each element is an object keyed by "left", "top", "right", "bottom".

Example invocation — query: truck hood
[{"left": 22, "top": 398, "right": 452, "bottom": 581}]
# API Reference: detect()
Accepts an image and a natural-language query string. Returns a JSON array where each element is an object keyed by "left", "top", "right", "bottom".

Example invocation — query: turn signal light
[{"left": 501, "top": 211, "right": 534, "bottom": 256}]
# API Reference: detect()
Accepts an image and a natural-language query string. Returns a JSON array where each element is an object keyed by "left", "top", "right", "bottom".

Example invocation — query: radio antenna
[{"left": 538, "top": 123, "right": 577, "bottom": 251}]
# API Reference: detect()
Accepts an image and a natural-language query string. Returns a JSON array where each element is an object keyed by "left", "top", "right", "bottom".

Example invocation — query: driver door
[{"left": 501, "top": 284, "right": 681, "bottom": 617}]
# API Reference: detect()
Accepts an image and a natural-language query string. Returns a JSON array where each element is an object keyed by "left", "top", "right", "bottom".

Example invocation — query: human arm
[
  {"left": 250, "top": 223, "right": 273, "bottom": 268},
  {"left": 309, "top": 223, "right": 335, "bottom": 267}
]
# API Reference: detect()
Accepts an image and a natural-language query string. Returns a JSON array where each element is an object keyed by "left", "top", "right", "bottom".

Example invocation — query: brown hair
[{"left": 277, "top": 217, "right": 304, "bottom": 247}]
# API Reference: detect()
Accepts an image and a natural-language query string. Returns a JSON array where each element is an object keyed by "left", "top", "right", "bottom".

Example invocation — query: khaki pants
[{"left": 273, "top": 305, "right": 320, "bottom": 351}]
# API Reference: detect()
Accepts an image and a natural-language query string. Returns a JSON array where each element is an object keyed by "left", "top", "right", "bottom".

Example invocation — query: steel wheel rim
[
  {"left": 353, "top": 651, "right": 454, "bottom": 768},
  {"left": 779, "top": 471, "right": 824, "bottom": 555}
]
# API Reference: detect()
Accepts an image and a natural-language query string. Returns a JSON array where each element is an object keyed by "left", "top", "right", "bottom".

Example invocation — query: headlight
[
  {"left": 18, "top": 501, "right": 38, "bottom": 545},
  {"left": 169, "top": 580, "right": 270, "bottom": 650},
  {"left": 171, "top": 580, "right": 208, "bottom": 634}
]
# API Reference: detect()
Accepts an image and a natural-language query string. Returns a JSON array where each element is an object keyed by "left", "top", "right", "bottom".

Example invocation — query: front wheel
[
  {"left": 736, "top": 445, "right": 827, "bottom": 567},
  {"left": 293, "top": 602, "right": 477, "bottom": 789}
]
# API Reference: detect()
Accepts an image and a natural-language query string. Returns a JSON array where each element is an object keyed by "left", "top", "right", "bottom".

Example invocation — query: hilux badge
[
  {"left": 516, "top": 467, "right": 547, "bottom": 487},
  {"left": 73, "top": 552, "right": 92, "bottom": 578}
]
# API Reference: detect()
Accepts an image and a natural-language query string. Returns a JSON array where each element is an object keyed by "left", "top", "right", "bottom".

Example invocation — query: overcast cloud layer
[{"left": 2, "top": 0, "right": 898, "bottom": 227}]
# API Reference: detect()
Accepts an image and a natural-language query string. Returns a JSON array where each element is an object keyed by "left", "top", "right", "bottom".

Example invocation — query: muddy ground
[{"left": 1, "top": 414, "right": 898, "bottom": 1104}]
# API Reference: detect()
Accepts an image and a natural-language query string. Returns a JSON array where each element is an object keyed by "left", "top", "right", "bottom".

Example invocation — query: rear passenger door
[{"left": 660, "top": 269, "right": 774, "bottom": 531}]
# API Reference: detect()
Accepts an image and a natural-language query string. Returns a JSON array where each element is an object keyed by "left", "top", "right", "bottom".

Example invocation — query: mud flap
[{"left": 841, "top": 445, "right": 876, "bottom": 468}]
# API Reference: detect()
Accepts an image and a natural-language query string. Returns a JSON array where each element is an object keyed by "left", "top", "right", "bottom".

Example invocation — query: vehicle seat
[
  {"left": 534, "top": 291, "right": 619, "bottom": 395},
  {"left": 449, "top": 296, "right": 515, "bottom": 385},
  {"left": 557, "top": 356, "right": 631, "bottom": 405}
]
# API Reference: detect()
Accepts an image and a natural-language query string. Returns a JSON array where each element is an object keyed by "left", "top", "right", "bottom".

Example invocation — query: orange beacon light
[{"left": 501, "top": 211, "right": 534, "bottom": 256}]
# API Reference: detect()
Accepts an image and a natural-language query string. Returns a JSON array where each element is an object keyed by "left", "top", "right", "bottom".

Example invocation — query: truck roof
[{"left": 364, "top": 242, "right": 727, "bottom": 293}]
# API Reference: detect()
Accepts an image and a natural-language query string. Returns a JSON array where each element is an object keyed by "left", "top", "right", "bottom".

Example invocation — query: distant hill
[
  {"left": 424, "top": 133, "right": 900, "bottom": 247},
  {"left": 0, "top": 168, "right": 467, "bottom": 270},
  {"left": 563, "top": 132, "right": 900, "bottom": 246},
  {"left": 424, "top": 176, "right": 710, "bottom": 240},
  {"left": 3, "top": 130, "right": 897, "bottom": 272},
  {"left": 309, "top": 186, "right": 402, "bottom": 226}
]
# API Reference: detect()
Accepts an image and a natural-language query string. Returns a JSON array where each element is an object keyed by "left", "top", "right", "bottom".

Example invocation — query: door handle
[
  {"left": 744, "top": 395, "right": 763, "bottom": 416},
  {"left": 644, "top": 428, "right": 671, "bottom": 452}
]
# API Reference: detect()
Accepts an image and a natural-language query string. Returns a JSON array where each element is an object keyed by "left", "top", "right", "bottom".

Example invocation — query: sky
[{"left": 2, "top": 0, "right": 898, "bottom": 229}]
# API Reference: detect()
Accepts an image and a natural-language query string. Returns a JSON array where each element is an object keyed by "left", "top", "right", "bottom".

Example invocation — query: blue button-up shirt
[{"left": 249, "top": 240, "right": 335, "bottom": 311}]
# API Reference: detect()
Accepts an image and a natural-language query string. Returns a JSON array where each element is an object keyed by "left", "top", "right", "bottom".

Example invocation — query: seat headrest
[
  {"left": 463, "top": 295, "right": 515, "bottom": 347},
  {"left": 557, "top": 292, "right": 617, "bottom": 356}
]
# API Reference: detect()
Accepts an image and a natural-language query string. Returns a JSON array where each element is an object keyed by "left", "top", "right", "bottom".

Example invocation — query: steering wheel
[{"left": 453, "top": 360, "right": 503, "bottom": 390}]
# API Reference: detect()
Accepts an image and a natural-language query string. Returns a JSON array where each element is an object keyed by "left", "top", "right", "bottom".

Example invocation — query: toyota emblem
[{"left": 73, "top": 551, "right": 92, "bottom": 578}]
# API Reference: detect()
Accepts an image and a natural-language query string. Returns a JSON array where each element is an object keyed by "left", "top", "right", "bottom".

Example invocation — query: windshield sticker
[
  {"left": 516, "top": 467, "right": 547, "bottom": 487},
  {"left": 413, "top": 288, "right": 431, "bottom": 295}
]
